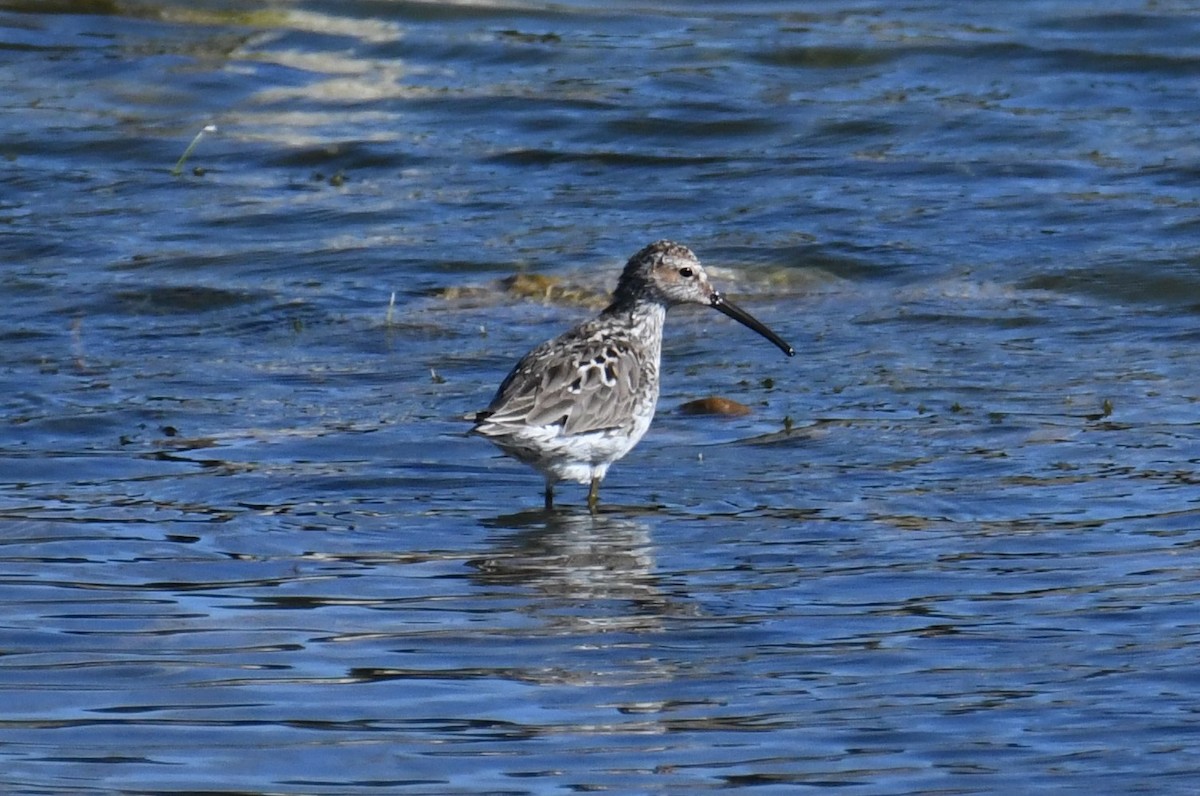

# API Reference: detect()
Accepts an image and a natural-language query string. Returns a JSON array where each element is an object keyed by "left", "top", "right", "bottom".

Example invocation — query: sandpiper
[{"left": 472, "top": 240, "right": 794, "bottom": 512}]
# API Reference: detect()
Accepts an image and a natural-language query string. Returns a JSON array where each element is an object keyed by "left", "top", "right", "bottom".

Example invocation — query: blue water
[{"left": 2, "top": 1, "right": 1199, "bottom": 793}]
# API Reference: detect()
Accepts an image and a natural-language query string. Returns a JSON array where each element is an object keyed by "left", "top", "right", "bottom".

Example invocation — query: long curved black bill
[{"left": 711, "top": 293, "right": 795, "bottom": 357}]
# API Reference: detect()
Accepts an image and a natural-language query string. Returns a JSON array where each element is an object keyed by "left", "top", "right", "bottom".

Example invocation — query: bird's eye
[{"left": 679, "top": 267, "right": 694, "bottom": 278}]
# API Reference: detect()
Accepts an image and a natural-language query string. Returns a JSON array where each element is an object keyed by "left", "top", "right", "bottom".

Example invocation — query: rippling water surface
[{"left": 3, "top": 1, "right": 1200, "bottom": 793}]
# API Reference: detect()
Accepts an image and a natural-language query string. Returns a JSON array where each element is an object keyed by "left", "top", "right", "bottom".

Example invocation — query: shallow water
[{"left": 2, "top": 1, "right": 1200, "bottom": 793}]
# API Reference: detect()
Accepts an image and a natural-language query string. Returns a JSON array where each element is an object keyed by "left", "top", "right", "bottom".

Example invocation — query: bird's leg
[
  {"left": 544, "top": 479, "right": 555, "bottom": 511},
  {"left": 587, "top": 477, "right": 600, "bottom": 514}
]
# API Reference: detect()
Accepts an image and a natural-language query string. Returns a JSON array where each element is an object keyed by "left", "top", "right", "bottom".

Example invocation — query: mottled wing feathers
[
  {"left": 558, "top": 338, "right": 644, "bottom": 434},
  {"left": 475, "top": 324, "right": 644, "bottom": 437}
]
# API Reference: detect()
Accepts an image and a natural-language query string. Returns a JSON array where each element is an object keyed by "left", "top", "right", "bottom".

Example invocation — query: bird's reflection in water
[{"left": 471, "top": 509, "right": 693, "bottom": 634}]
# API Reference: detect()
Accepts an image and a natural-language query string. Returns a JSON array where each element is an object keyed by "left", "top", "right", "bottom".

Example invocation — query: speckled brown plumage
[{"left": 473, "top": 240, "right": 794, "bottom": 512}]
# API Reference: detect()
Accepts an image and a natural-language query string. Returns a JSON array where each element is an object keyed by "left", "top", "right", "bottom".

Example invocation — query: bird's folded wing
[{"left": 476, "top": 337, "right": 643, "bottom": 437}]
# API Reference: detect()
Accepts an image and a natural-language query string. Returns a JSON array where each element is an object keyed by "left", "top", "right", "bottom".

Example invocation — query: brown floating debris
[
  {"left": 678, "top": 395, "right": 752, "bottom": 416},
  {"left": 501, "top": 272, "right": 560, "bottom": 299}
]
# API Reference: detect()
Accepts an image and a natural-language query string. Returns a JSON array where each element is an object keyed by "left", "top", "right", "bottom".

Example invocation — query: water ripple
[{"left": 2, "top": 1, "right": 1199, "bottom": 793}]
